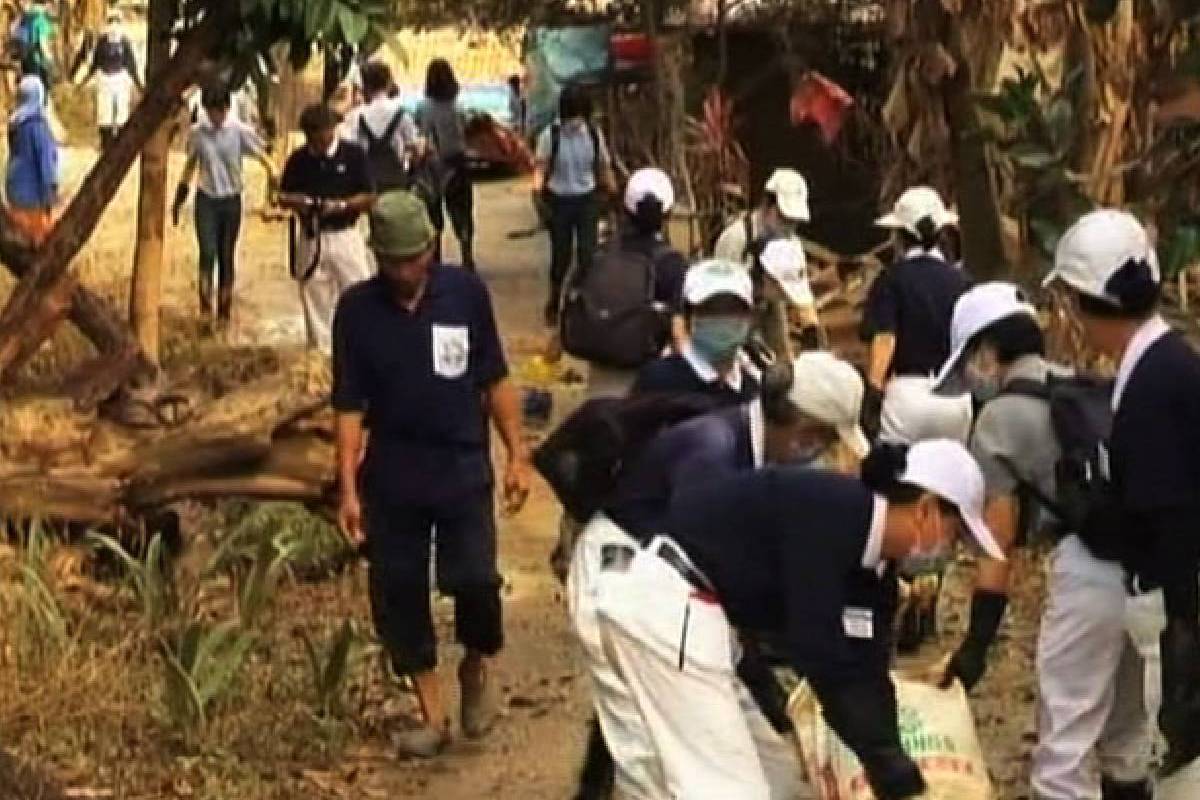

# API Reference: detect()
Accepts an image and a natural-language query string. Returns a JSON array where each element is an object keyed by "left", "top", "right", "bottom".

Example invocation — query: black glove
[
  {"left": 171, "top": 182, "right": 189, "bottom": 227},
  {"left": 816, "top": 677, "right": 926, "bottom": 799},
  {"left": 737, "top": 640, "right": 793, "bottom": 735},
  {"left": 1159, "top": 617, "right": 1200, "bottom": 776},
  {"left": 861, "top": 384, "right": 885, "bottom": 442},
  {"left": 797, "top": 325, "right": 822, "bottom": 351},
  {"left": 941, "top": 590, "right": 1008, "bottom": 692}
]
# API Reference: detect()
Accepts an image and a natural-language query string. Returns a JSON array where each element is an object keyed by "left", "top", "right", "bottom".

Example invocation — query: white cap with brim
[
  {"left": 759, "top": 238, "right": 815, "bottom": 307},
  {"left": 624, "top": 167, "right": 676, "bottom": 215},
  {"left": 789, "top": 352, "right": 870, "bottom": 459},
  {"left": 899, "top": 439, "right": 1007, "bottom": 562},
  {"left": 684, "top": 259, "right": 754, "bottom": 306},
  {"left": 765, "top": 169, "right": 811, "bottom": 223},
  {"left": 876, "top": 186, "right": 958, "bottom": 236},
  {"left": 880, "top": 377, "right": 974, "bottom": 446},
  {"left": 1043, "top": 208, "right": 1160, "bottom": 305},
  {"left": 934, "top": 282, "right": 1038, "bottom": 390}
]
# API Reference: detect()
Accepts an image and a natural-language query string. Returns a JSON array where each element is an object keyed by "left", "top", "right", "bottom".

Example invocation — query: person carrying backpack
[
  {"left": 534, "top": 84, "right": 616, "bottom": 325},
  {"left": 342, "top": 61, "right": 423, "bottom": 196},
  {"left": 933, "top": 282, "right": 1160, "bottom": 800},
  {"left": 558, "top": 166, "right": 687, "bottom": 400}
]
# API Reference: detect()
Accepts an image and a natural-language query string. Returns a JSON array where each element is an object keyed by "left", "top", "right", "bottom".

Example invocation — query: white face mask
[
  {"left": 900, "top": 505, "right": 953, "bottom": 575},
  {"left": 963, "top": 350, "right": 1002, "bottom": 404}
]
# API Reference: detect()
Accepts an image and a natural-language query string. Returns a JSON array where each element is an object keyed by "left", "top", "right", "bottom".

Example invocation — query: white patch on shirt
[
  {"left": 842, "top": 606, "right": 875, "bottom": 640},
  {"left": 432, "top": 324, "right": 469, "bottom": 379}
]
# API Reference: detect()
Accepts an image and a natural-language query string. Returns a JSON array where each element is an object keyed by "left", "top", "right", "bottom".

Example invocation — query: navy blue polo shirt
[
  {"left": 632, "top": 352, "right": 760, "bottom": 402},
  {"left": 669, "top": 468, "right": 886, "bottom": 687},
  {"left": 1110, "top": 331, "right": 1200, "bottom": 592},
  {"left": 859, "top": 255, "right": 968, "bottom": 378},
  {"left": 605, "top": 405, "right": 754, "bottom": 541},
  {"left": 331, "top": 267, "right": 508, "bottom": 504},
  {"left": 281, "top": 140, "right": 375, "bottom": 230}
]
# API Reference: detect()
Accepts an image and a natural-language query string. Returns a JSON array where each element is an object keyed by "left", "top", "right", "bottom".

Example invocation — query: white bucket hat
[
  {"left": 624, "top": 167, "right": 676, "bottom": 215},
  {"left": 880, "top": 377, "right": 973, "bottom": 447},
  {"left": 876, "top": 187, "right": 959, "bottom": 236},
  {"left": 684, "top": 259, "right": 754, "bottom": 306},
  {"left": 759, "top": 238, "right": 814, "bottom": 307},
  {"left": 765, "top": 169, "right": 811, "bottom": 223},
  {"left": 789, "top": 352, "right": 870, "bottom": 459},
  {"left": 1043, "top": 208, "right": 1160, "bottom": 306},
  {"left": 900, "top": 439, "right": 1007, "bottom": 561},
  {"left": 934, "top": 282, "right": 1038, "bottom": 389}
]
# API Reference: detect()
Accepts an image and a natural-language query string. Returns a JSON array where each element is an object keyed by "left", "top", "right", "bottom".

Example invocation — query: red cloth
[{"left": 790, "top": 72, "right": 854, "bottom": 144}]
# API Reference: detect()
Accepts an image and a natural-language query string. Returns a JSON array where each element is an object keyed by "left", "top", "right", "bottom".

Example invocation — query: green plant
[
  {"left": 87, "top": 532, "right": 176, "bottom": 626},
  {"left": 13, "top": 521, "right": 69, "bottom": 668},
  {"left": 159, "top": 621, "right": 256, "bottom": 733},
  {"left": 298, "top": 620, "right": 366, "bottom": 719}
]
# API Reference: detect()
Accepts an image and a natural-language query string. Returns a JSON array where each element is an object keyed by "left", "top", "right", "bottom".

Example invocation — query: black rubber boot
[
  {"left": 572, "top": 717, "right": 614, "bottom": 800},
  {"left": 1100, "top": 776, "right": 1152, "bottom": 800}
]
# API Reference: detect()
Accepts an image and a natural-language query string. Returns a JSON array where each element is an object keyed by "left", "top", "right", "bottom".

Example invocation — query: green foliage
[
  {"left": 159, "top": 621, "right": 257, "bottom": 732},
  {"left": 1161, "top": 223, "right": 1200, "bottom": 280},
  {"left": 87, "top": 532, "right": 176, "bottom": 627},
  {"left": 13, "top": 521, "right": 69, "bottom": 668},
  {"left": 222, "top": 0, "right": 395, "bottom": 69},
  {"left": 299, "top": 620, "right": 366, "bottom": 718}
]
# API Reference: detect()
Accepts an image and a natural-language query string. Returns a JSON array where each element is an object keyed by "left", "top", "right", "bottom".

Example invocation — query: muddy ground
[{"left": 1, "top": 142, "right": 1042, "bottom": 799}]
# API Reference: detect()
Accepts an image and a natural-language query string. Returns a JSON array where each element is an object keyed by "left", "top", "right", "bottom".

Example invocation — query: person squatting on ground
[
  {"left": 860, "top": 186, "right": 968, "bottom": 441},
  {"left": 332, "top": 191, "right": 533, "bottom": 758},
  {"left": 278, "top": 103, "right": 376, "bottom": 353},
  {"left": 933, "top": 281, "right": 1161, "bottom": 800},
  {"left": 173, "top": 83, "right": 278, "bottom": 329},
  {"left": 1045, "top": 209, "right": 1200, "bottom": 784},
  {"left": 78, "top": 8, "right": 141, "bottom": 150},
  {"left": 417, "top": 58, "right": 475, "bottom": 270},
  {"left": 6, "top": 73, "right": 57, "bottom": 247},
  {"left": 712, "top": 168, "right": 821, "bottom": 361},
  {"left": 534, "top": 84, "right": 616, "bottom": 325},
  {"left": 582, "top": 434, "right": 1003, "bottom": 799},
  {"left": 566, "top": 351, "right": 871, "bottom": 798},
  {"left": 342, "top": 60, "right": 423, "bottom": 195}
]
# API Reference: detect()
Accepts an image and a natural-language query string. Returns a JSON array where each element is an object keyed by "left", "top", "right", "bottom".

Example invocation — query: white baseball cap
[
  {"left": 876, "top": 186, "right": 959, "bottom": 235},
  {"left": 759, "top": 238, "right": 814, "bottom": 307},
  {"left": 1043, "top": 208, "right": 1160, "bottom": 306},
  {"left": 899, "top": 439, "right": 1007, "bottom": 561},
  {"left": 934, "top": 282, "right": 1038, "bottom": 389},
  {"left": 789, "top": 352, "right": 870, "bottom": 459},
  {"left": 624, "top": 167, "right": 676, "bottom": 215},
  {"left": 684, "top": 259, "right": 754, "bottom": 306},
  {"left": 880, "top": 377, "right": 973, "bottom": 446},
  {"left": 765, "top": 169, "right": 811, "bottom": 223}
]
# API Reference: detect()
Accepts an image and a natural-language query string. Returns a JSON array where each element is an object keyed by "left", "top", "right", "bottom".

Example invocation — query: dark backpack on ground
[
  {"left": 533, "top": 393, "right": 720, "bottom": 521},
  {"left": 998, "top": 375, "right": 1126, "bottom": 561},
  {"left": 559, "top": 238, "right": 673, "bottom": 369},
  {"left": 360, "top": 109, "right": 411, "bottom": 192}
]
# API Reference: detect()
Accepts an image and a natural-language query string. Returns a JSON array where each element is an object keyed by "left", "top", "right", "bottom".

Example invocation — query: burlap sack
[{"left": 788, "top": 675, "right": 994, "bottom": 800}]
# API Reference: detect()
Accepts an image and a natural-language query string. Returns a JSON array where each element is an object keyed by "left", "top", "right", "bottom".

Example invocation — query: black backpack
[
  {"left": 998, "top": 375, "right": 1126, "bottom": 561},
  {"left": 547, "top": 120, "right": 601, "bottom": 184},
  {"left": 533, "top": 393, "right": 720, "bottom": 521},
  {"left": 559, "top": 238, "right": 673, "bottom": 369},
  {"left": 360, "top": 109, "right": 411, "bottom": 192}
]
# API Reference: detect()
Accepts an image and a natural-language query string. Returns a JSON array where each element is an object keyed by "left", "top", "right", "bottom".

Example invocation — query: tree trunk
[
  {"left": 0, "top": 3, "right": 233, "bottom": 379},
  {"left": 129, "top": 0, "right": 175, "bottom": 367}
]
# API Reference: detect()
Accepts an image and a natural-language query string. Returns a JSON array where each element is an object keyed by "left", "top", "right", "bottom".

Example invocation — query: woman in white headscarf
[{"left": 6, "top": 75, "right": 58, "bottom": 245}]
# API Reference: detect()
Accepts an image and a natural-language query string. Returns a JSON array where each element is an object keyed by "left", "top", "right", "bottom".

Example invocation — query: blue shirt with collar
[{"left": 331, "top": 266, "right": 508, "bottom": 504}]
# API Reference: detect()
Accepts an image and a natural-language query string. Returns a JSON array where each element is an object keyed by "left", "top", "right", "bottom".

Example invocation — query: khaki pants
[{"left": 297, "top": 227, "right": 373, "bottom": 354}]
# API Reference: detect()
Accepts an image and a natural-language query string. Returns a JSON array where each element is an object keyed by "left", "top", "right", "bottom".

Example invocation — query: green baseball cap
[{"left": 369, "top": 190, "right": 436, "bottom": 260}]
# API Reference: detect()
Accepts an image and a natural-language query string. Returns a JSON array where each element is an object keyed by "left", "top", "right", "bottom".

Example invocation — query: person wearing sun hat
[
  {"left": 859, "top": 185, "right": 969, "bottom": 441},
  {"left": 586, "top": 437, "right": 1002, "bottom": 799},
  {"left": 1046, "top": 208, "right": 1200, "bottom": 784},
  {"left": 331, "top": 190, "right": 532, "bottom": 760}
]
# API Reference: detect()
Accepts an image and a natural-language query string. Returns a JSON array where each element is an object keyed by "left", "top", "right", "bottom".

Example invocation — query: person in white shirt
[{"left": 341, "top": 60, "right": 423, "bottom": 193}]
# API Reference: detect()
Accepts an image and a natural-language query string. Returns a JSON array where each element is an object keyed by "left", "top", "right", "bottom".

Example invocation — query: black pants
[
  {"left": 546, "top": 190, "right": 599, "bottom": 311},
  {"left": 426, "top": 153, "right": 475, "bottom": 268},
  {"left": 195, "top": 191, "right": 242, "bottom": 321},
  {"left": 365, "top": 489, "right": 503, "bottom": 674}
]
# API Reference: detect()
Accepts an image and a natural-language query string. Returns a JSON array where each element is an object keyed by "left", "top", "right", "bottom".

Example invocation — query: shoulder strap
[
  {"left": 548, "top": 121, "right": 562, "bottom": 179},
  {"left": 382, "top": 107, "right": 407, "bottom": 142},
  {"left": 588, "top": 123, "right": 601, "bottom": 175},
  {"left": 999, "top": 378, "right": 1051, "bottom": 401},
  {"left": 357, "top": 114, "right": 379, "bottom": 146},
  {"left": 742, "top": 213, "right": 755, "bottom": 261}
]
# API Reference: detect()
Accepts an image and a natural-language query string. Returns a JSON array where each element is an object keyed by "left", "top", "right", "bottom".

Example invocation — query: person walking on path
[
  {"left": 77, "top": 7, "right": 141, "bottom": 150},
  {"left": 277, "top": 103, "right": 376, "bottom": 353},
  {"left": 342, "top": 60, "right": 423, "bottom": 194},
  {"left": 533, "top": 85, "right": 615, "bottom": 325},
  {"left": 332, "top": 191, "right": 532, "bottom": 757},
  {"left": 6, "top": 74, "right": 57, "bottom": 247},
  {"left": 172, "top": 84, "right": 278, "bottom": 329},
  {"left": 416, "top": 58, "right": 475, "bottom": 270}
]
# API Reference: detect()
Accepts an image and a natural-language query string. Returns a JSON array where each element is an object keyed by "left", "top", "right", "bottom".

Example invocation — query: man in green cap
[{"left": 332, "top": 190, "right": 532, "bottom": 757}]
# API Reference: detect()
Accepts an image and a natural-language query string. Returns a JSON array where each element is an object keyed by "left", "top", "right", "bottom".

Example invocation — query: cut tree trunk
[
  {"left": 129, "top": 0, "right": 176, "bottom": 366},
  {"left": 0, "top": 2, "right": 235, "bottom": 380}
]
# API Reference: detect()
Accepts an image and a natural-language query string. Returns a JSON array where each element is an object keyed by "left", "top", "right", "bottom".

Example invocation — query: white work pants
[
  {"left": 296, "top": 227, "right": 373, "bottom": 354},
  {"left": 586, "top": 534, "right": 806, "bottom": 800},
  {"left": 1033, "top": 535, "right": 1164, "bottom": 800},
  {"left": 96, "top": 72, "right": 132, "bottom": 128}
]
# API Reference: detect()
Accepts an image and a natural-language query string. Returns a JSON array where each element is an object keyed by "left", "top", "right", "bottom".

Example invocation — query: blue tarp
[{"left": 525, "top": 24, "right": 612, "bottom": 136}]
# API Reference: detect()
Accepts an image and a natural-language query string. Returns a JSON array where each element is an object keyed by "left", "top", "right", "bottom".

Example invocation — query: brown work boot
[
  {"left": 459, "top": 656, "right": 499, "bottom": 739},
  {"left": 391, "top": 721, "right": 449, "bottom": 759}
]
